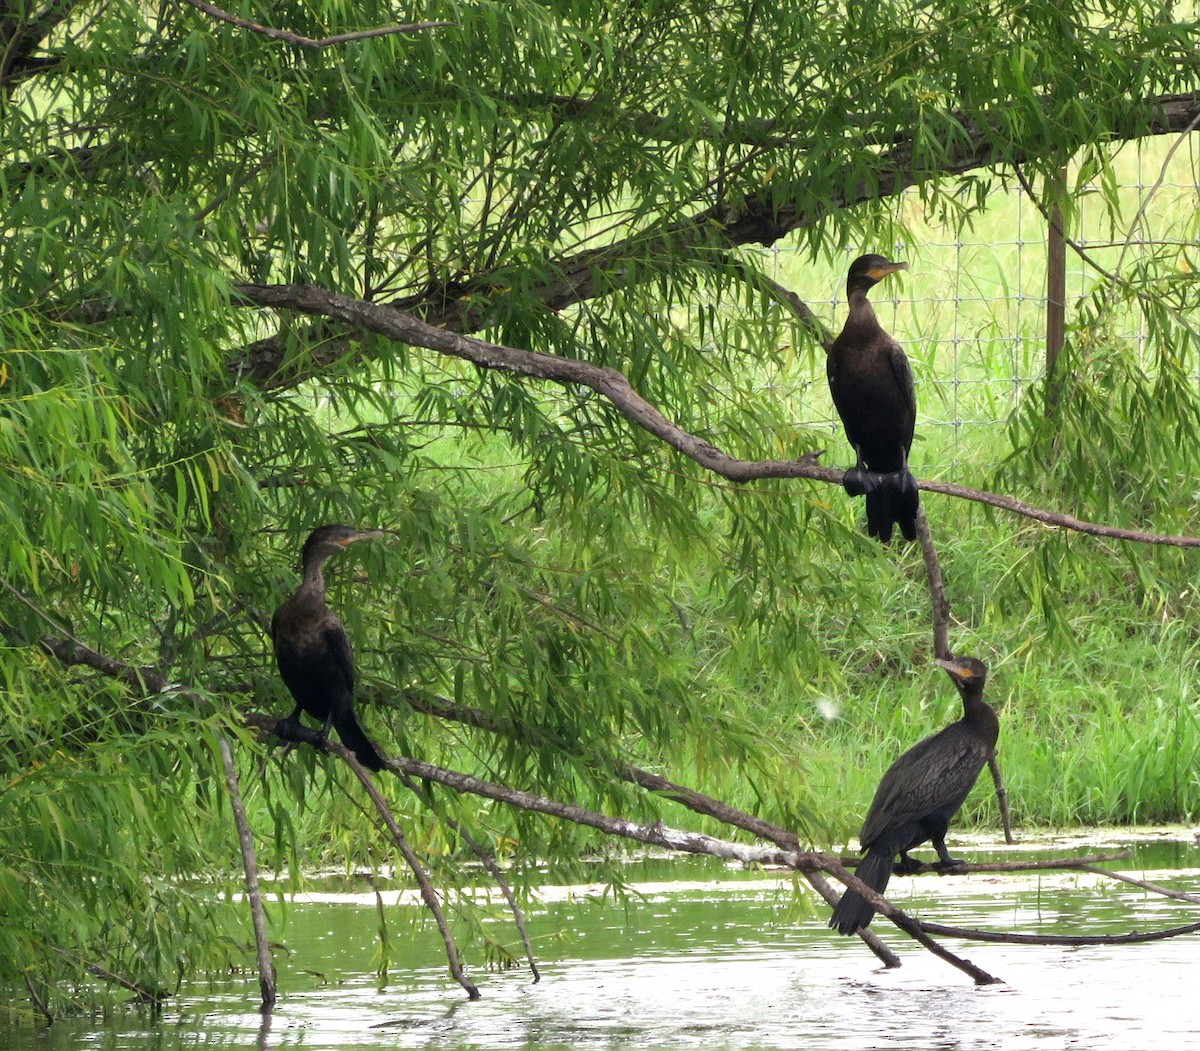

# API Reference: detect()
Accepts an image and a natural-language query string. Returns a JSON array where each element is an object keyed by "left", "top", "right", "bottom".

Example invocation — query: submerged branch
[
  {"left": 804, "top": 871, "right": 901, "bottom": 968},
  {"left": 232, "top": 282, "right": 1200, "bottom": 549},
  {"left": 50, "top": 947, "right": 166, "bottom": 1006},
  {"left": 919, "top": 918, "right": 1200, "bottom": 946}
]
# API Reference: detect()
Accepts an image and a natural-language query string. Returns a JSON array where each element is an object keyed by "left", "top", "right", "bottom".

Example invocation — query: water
[{"left": 8, "top": 829, "right": 1200, "bottom": 1050}]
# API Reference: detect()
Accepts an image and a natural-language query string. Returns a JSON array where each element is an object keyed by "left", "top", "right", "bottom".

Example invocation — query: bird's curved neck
[
  {"left": 847, "top": 286, "right": 876, "bottom": 316},
  {"left": 299, "top": 557, "right": 329, "bottom": 596},
  {"left": 959, "top": 687, "right": 998, "bottom": 735}
]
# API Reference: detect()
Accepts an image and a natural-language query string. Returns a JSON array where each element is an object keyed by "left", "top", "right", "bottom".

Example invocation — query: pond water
[{"left": 9, "top": 828, "right": 1200, "bottom": 1050}]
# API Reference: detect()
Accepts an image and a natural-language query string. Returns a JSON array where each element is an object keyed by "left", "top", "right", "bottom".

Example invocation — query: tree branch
[
  {"left": 179, "top": 0, "right": 450, "bottom": 49},
  {"left": 248, "top": 714, "right": 1002, "bottom": 984},
  {"left": 918, "top": 918, "right": 1200, "bottom": 946},
  {"left": 216, "top": 732, "right": 277, "bottom": 1011},
  {"left": 334, "top": 743, "right": 480, "bottom": 1000},
  {"left": 231, "top": 282, "right": 1200, "bottom": 548},
  {"left": 1077, "top": 864, "right": 1200, "bottom": 906},
  {"left": 223, "top": 93, "right": 1200, "bottom": 377},
  {"left": 35, "top": 634, "right": 170, "bottom": 694},
  {"left": 395, "top": 770, "right": 540, "bottom": 982}
]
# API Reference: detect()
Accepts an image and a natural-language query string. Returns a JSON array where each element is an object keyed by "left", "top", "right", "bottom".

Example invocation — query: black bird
[
  {"left": 271, "top": 524, "right": 387, "bottom": 772},
  {"left": 826, "top": 253, "right": 919, "bottom": 543},
  {"left": 829, "top": 655, "right": 998, "bottom": 935}
]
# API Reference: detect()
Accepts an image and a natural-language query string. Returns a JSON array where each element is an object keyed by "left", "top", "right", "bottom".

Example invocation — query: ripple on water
[{"left": 9, "top": 832, "right": 1200, "bottom": 1051}]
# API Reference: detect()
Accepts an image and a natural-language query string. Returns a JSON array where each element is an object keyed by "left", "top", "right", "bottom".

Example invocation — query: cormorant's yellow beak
[
  {"left": 338, "top": 529, "right": 385, "bottom": 547},
  {"left": 935, "top": 656, "right": 977, "bottom": 681},
  {"left": 866, "top": 261, "right": 908, "bottom": 281}
]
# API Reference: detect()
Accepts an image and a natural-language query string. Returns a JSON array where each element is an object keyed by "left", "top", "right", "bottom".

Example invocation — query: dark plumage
[
  {"left": 271, "top": 524, "right": 387, "bottom": 772},
  {"left": 829, "top": 655, "right": 998, "bottom": 935},
  {"left": 826, "top": 253, "right": 919, "bottom": 542}
]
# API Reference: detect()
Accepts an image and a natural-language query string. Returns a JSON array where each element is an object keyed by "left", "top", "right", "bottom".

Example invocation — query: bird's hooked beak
[
  {"left": 338, "top": 529, "right": 386, "bottom": 547},
  {"left": 866, "top": 260, "right": 907, "bottom": 281},
  {"left": 935, "top": 656, "right": 979, "bottom": 683}
]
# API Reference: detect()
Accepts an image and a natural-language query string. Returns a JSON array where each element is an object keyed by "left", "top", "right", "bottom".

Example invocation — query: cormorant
[
  {"left": 826, "top": 253, "right": 919, "bottom": 543},
  {"left": 271, "top": 524, "right": 387, "bottom": 772},
  {"left": 829, "top": 655, "right": 998, "bottom": 935}
]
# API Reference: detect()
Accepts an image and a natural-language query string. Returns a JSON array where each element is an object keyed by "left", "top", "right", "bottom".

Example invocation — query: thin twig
[
  {"left": 181, "top": 0, "right": 450, "bottom": 49},
  {"left": 233, "top": 282, "right": 1200, "bottom": 549},
  {"left": 843, "top": 851, "right": 1132, "bottom": 874},
  {"left": 23, "top": 971, "right": 53, "bottom": 1026},
  {"left": 987, "top": 755, "right": 1015, "bottom": 845},
  {"left": 719, "top": 252, "right": 836, "bottom": 348},
  {"left": 217, "top": 731, "right": 277, "bottom": 1011},
  {"left": 332, "top": 743, "right": 481, "bottom": 1000},
  {"left": 396, "top": 771, "right": 540, "bottom": 982},
  {"left": 914, "top": 507, "right": 951, "bottom": 661},
  {"left": 915, "top": 507, "right": 1013, "bottom": 843},
  {"left": 1077, "top": 864, "right": 1200, "bottom": 906}
]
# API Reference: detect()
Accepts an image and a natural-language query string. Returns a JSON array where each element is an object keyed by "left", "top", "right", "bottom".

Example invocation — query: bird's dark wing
[
  {"left": 885, "top": 338, "right": 916, "bottom": 449},
  {"left": 859, "top": 728, "right": 990, "bottom": 846},
  {"left": 322, "top": 620, "right": 356, "bottom": 693},
  {"left": 825, "top": 353, "right": 844, "bottom": 414}
]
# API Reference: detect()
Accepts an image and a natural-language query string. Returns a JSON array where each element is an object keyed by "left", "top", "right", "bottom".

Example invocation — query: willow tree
[{"left": 3, "top": 0, "right": 1200, "bottom": 1014}]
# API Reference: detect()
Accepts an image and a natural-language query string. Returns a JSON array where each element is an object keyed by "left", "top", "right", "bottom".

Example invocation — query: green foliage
[{"left": 1, "top": 0, "right": 1200, "bottom": 1017}]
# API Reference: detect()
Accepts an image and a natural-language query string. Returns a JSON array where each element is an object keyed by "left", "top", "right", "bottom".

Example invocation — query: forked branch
[{"left": 233, "top": 282, "right": 1200, "bottom": 549}]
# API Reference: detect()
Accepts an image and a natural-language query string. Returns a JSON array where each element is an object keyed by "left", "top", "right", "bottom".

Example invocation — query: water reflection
[{"left": 7, "top": 829, "right": 1200, "bottom": 1050}]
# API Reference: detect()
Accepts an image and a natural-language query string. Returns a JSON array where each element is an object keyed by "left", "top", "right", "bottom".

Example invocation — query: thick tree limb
[
  {"left": 180, "top": 0, "right": 450, "bottom": 49},
  {"left": 226, "top": 93, "right": 1200, "bottom": 378},
  {"left": 0, "top": 0, "right": 76, "bottom": 90},
  {"left": 231, "top": 282, "right": 1200, "bottom": 548}
]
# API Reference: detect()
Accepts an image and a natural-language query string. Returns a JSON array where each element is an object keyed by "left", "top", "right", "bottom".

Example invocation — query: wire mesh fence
[{"left": 756, "top": 136, "right": 1200, "bottom": 476}]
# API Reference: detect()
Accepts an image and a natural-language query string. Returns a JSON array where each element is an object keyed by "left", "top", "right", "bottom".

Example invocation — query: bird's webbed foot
[
  {"left": 842, "top": 466, "right": 868, "bottom": 497},
  {"left": 933, "top": 841, "right": 966, "bottom": 870},
  {"left": 893, "top": 852, "right": 924, "bottom": 875}
]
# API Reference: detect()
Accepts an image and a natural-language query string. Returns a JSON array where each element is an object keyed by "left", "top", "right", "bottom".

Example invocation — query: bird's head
[
  {"left": 934, "top": 654, "right": 989, "bottom": 693},
  {"left": 846, "top": 253, "right": 907, "bottom": 296},
  {"left": 300, "top": 524, "right": 385, "bottom": 567}
]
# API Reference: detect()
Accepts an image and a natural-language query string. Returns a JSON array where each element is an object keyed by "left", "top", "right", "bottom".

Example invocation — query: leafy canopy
[{"left": 2, "top": 0, "right": 1199, "bottom": 1012}]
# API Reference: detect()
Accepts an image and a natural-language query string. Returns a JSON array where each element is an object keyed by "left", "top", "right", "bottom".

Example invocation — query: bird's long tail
[
  {"left": 864, "top": 468, "right": 919, "bottom": 543},
  {"left": 829, "top": 845, "right": 895, "bottom": 935},
  {"left": 334, "top": 710, "right": 387, "bottom": 772}
]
